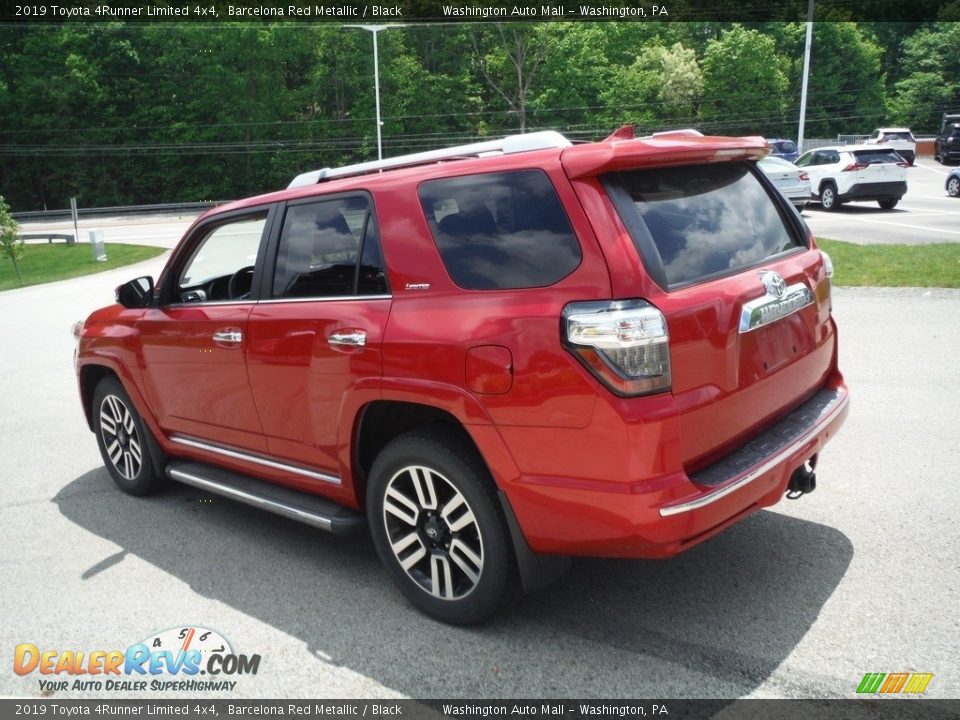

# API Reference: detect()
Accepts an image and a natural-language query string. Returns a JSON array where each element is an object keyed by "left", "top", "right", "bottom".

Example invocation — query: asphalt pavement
[{"left": 0, "top": 247, "right": 957, "bottom": 699}]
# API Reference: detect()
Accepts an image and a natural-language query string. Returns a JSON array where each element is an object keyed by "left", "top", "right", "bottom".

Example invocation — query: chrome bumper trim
[{"left": 659, "top": 387, "right": 849, "bottom": 517}]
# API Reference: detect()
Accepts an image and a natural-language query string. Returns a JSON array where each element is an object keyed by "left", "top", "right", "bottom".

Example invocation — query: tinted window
[
  {"left": 609, "top": 163, "right": 803, "bottom": 288},
  {"left": 773, "top": 140, "right": 797, "bottom": 153},
  {"left": 852, "top": 149, "right": 902, "bottom": 164},
  {"left": 418, "top": 170, "right": 581, "bottom": 290},
  {"left": 273, "top": 196, "right": 387, "bottom": 299}
]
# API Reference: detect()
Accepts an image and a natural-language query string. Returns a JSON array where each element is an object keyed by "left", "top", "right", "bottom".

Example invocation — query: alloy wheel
[
  {"left": 382, "top": 465, "right": 484, "bottom": 600},
  {"left": 98, "top": 394, "right": 143, "bottom": 481},
  {"left": 948, "top": 177, "right": 960, "bottom": 198},
  {"left": 821, "top": 186, "right": 836, "bottom": 210}
]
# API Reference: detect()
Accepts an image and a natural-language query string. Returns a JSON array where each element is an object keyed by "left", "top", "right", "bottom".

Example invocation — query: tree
[
  {"left": 0, "top": 195, "right": 24, "bottom": 286},
  {"left": 601, "top": 42, "right": 703, "bottom": 130},
  {"left": 700, "top": 25, "right": 789, "bottom": 136},
  {"left": 801, "top": 23, "right": 886, "bottom": 138},
  {"left": 469, "top": 23, "right": 548, "bottom": 133},
  {"left": 889, "top": 23, "right": 960, "bottom": 133}
]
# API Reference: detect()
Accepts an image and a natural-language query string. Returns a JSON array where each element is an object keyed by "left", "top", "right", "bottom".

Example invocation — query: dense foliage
[{"left": 0, "top": 21, "right": 957, "bottom": 210}]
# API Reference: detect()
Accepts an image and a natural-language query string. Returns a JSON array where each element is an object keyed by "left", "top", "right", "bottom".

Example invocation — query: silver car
[{"left": 758, "top": 156, "right": 811, "bottom": 209}]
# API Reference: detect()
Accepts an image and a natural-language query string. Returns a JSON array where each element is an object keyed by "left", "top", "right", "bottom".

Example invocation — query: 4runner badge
[{"left": 739, "top": 272, "right": 814, "bottom": 333}]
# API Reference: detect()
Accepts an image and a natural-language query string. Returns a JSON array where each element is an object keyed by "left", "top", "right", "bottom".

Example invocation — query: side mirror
[{"left": 116, "top": 276, "right": 155, "bottom": 309}]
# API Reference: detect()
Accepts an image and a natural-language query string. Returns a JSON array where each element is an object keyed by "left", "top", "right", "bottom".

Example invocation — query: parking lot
[
  {"left": 802, "top": 158, "right": 959, "bottom": 245},
  {"left": 0, "top": 206, "right": 958, "bottom": 699}
]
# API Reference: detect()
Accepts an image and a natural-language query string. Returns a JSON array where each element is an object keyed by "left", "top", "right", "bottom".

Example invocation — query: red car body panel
[{"left": 76, "top": 132, "right": 849, "bottom": 560}]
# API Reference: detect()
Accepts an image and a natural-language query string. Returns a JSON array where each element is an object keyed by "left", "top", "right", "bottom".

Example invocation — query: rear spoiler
[{"left": 562, "top": 131, "right": 769, "bottom": 179}]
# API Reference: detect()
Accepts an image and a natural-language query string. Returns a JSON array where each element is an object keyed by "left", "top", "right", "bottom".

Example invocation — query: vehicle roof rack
[{"left": 287, "top": 130, "right": 572, "bottom": 188}]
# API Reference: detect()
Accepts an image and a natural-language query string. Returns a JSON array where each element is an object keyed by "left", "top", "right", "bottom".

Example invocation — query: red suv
[{"left": 74, "top": 128, "right": 849, "bottom": 624}]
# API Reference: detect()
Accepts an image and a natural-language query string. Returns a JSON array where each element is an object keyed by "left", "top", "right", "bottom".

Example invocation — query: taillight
[
  {"left": 820, "top": 250, "right": 834, "bottom": 280},
  {"left": 563, "top": 300, "right": 671, "bottom": 397},
  {"left": 798, "top": 172, "right": 809, "bottom": 181},
  {"left": 897, "top": 160, "right": 908, "bottom": 168},
  {"left": 842, "top": 163, "right": 866, "bottom": 172}
]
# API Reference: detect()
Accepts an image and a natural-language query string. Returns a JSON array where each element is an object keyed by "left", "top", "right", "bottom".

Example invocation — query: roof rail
[{"left": 287, "top": 130, "right": 572, "bottom": 188}]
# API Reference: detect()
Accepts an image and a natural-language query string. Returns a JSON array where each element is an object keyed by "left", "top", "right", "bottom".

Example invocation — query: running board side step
[{"left": 166, "top": 461, "right": 366, "bottom": 536}]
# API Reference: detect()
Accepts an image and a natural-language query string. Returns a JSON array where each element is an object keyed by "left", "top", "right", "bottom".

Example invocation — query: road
[
  {"left": 802, "top": 158, "right": 960, "bottom": 245},
  {"left": 0, "top": 253, "right": 957, "bottom": 700}
]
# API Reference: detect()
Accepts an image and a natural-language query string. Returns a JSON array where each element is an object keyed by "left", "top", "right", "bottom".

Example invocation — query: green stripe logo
[{"left": 857, "top": 672, "right": 933, "bottom": 694}]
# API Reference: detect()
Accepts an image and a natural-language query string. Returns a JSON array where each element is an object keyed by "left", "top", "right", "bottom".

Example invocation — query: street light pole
[
  {"left": 344, "top": 24, "right": 403, "bottom": 162},
  {"left": 797, "top": 0, "right": 814, "bottom": 153}
]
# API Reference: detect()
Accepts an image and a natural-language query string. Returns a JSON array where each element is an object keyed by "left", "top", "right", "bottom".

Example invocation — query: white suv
[
  {"left": 795, "top": 145, "right": 908, "bottom": 211},
  {"left": 865, "top": 127, "right": 916, "bottom": 165}
]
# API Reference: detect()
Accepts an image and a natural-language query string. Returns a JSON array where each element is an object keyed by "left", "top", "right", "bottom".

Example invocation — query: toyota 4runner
[{"left": 74, "top": 128, "right": 849, "bottom": 624}]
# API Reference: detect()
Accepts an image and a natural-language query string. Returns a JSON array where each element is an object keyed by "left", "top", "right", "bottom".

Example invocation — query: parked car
[
  {"left": 865, "top": 127, "right": 916, "bottom": 165},
  {"left": 73, "top": 128, "right": 848, "bottom": 625},
  {"left": 795, "top": 144, "right": 908, "bottom": 211},
  {"left": 766, "top": 138, "right": 800, "bottom": 163},
  {"left": 758, "top": 155, "right": 811, "bottom": 209},
  {"left": 935, "top": 121, "right": 960, "bottom": 165},
  {"left": 946, "top": 167, "right": 960, "bottom": 197}
]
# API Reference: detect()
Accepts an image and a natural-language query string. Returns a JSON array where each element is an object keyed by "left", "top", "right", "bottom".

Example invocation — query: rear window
[
  {"left": 773, "top": 140, "right": 797, "bottom": 153},
  {"left": 419, "top": 170, "right": 581, "bottom": 290},
  {"left": 852, "top": 149, "right": 902, "bottom": 164},
  {"left": 606, "top": 163, "right": 803, "bottom": 289},
  {"left": 885, "top": 132, "right": 913, "bottom": 141}
]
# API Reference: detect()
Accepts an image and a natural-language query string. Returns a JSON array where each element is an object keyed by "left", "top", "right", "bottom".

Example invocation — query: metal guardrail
[{"left": 11, "top": 201, "right": 225, "bottom": 223}]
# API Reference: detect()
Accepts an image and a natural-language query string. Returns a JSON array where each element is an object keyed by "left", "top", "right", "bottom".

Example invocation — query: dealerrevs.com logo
[{"left": 13, "top": 626, "right": 261, "bottom": 693}]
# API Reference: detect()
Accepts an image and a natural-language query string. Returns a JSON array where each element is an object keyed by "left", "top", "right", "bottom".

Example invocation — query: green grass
[
  {"left": 4, "top": 238, "right": 955, "bottom": 292},
  {"left": 816, "top": 239, "right": 960, "bottom": 288},
  {"left": 0, "top": 242, "right": 165, "bottom": 292}
]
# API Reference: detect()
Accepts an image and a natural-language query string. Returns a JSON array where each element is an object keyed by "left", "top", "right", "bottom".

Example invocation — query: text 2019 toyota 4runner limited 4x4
[{"left": 74, "top": 128, "right": 849, "bottom": 624}]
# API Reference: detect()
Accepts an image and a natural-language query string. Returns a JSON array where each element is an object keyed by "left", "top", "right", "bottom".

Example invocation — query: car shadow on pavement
[
  {"left": 55, "top": 469, "right": 853, "bottom": 698},
  {"left": 807, "top": 204, "right": 906, "bottom": 214}
]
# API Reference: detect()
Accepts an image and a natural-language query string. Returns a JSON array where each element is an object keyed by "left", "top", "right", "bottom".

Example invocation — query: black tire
[
  {"left": 92, "top": 377, "right": 166, "bottom": 496},
  {"left": 947, "top": 176, "right": 960, "bottom": 198},
  {"left": 820, "top": 183, "right": 840, "bottom": 211},
  {"left": 366, "top": 426, "right": 517, "bottom": 625},
  {"left": 878, "top": 198, "right": 899, "bottom": 210}
]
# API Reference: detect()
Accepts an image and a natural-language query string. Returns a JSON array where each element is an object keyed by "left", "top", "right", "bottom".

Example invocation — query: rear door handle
[
  {"left": 328, "top": 330, "right": 367, "bottom": 348},
  {"left": 212, "top": 328, "right": 243, "bottom": 347}
]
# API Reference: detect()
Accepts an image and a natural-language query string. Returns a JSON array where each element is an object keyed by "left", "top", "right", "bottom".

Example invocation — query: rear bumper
[
  {"left": 501, "top": 379, "right": 849, "bottom": 559},
  {"left": 839, "top": 181, "right": 906, "bottom": 201},
  {"left": 660, "top": 386, "right": 847, "bottom": 516}
]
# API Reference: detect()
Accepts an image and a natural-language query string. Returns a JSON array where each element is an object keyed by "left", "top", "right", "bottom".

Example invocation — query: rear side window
[
  {"left": 418, "top": 170, "right": 581, "bottom": 290},
  {"left": 606, "top": 163, "right": 803, "bottom": 289},
  {"left": 272, "top": 195, "right": 387, "bottom": 299}
]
